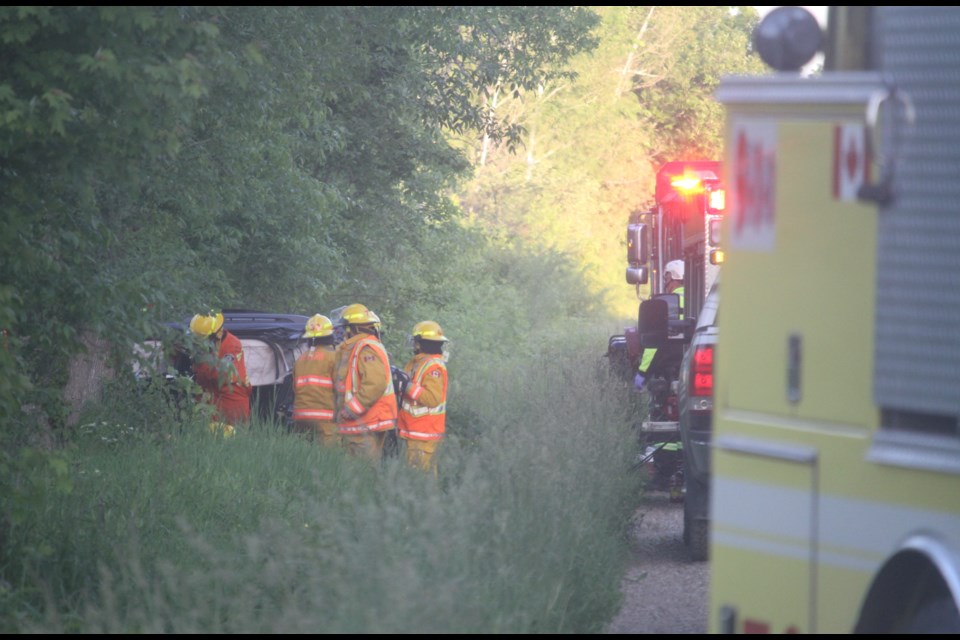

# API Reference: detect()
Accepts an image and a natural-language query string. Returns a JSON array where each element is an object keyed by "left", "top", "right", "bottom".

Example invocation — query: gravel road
[{"left": 604, "top": 490, "right": 709, "bottom": 634}]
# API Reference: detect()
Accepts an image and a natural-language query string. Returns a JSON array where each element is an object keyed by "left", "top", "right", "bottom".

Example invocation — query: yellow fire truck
[{"left": 710, "top": 6, "right": 960, "bottom": 633}]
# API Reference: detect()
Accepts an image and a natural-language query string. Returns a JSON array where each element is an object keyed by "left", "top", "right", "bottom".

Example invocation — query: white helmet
[{"left": 664, "top": 260, "right": 684, "bottom": 282}]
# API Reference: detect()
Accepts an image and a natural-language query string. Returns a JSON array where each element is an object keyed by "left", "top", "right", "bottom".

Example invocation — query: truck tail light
[
  {"left": 691, "top": 344, "right": 714, "bottom": 400},
  {"left": 709, "top": 188, "right": 725, "bottom": 213}
]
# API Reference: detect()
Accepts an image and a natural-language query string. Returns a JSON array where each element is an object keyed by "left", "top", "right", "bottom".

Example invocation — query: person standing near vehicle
[
  {"left": 397, "top": 320, "right": 449, "bottom": 475},
  {"left": 190, "top": 311, "right": 251, "bottom": 431},
  {"left": 292, "top": 314, "right": 338, "bottom": 447},
  {"left": 635, "top": 259, "right": 685, "bottom": 389},
  {"left": 633, "top": 261, "right": 685, "bottom": 497},
  {"left": 333, "top": 303, "right": 397, "bottom": 462}
]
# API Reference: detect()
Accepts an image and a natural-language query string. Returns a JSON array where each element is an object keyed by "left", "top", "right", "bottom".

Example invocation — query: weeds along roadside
[{"left": 1, "top": 338, "right": 643, "bottom": 633}]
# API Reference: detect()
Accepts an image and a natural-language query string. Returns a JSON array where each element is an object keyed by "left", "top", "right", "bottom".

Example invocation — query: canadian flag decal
[{"left": 834, "top": 124, "right": 869, "bottom": 201}]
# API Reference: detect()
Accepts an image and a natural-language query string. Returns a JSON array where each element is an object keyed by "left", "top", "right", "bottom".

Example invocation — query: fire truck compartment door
[{"left": 712, "top": 434, "right": 818, "bottom": 634}]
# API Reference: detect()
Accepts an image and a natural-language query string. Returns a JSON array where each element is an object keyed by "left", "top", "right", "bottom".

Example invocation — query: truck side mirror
[
  {"left": 627, "top": 221, "right": 649, "bottom": 265},
  {"left": 639, "top": 297, "right": 669, "bottom": 349},
  {"left": 640, "top": 293, "right": 686, "bottom": 348},
  {"left": 626, "top": 265, "right": 648, "bottom": 285}
]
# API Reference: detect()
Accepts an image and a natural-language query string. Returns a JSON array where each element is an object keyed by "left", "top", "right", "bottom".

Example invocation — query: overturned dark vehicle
[{"left": 135, "top": 310, "right": 312, "bottom": 427}]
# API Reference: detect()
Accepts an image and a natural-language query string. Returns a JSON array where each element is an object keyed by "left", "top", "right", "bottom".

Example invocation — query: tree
[
  {"left": 626, "top": 6, "right": 766, "bottom": 163},
  {"left": 0, "top": 6, "right": 226, "bottom": 426},
  {"left": 456, "top": 6, "right": 765, "bottom": 317},
  {"left": 0, "top": 6, "right": 599, "bottom": 430}
]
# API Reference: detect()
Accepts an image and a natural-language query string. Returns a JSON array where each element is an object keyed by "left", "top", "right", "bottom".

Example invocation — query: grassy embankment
[{"left": 1, "top": 332, "right": 647, "bottom": 633}]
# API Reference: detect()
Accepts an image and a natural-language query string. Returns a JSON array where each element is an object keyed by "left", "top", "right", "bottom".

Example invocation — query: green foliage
[
  {"left": 1, "top": 342, "right": 642, "bottom": 633},
  {"left": 625, "top": 6, "right": 766, "bottom": 163},
  {"left": 458, "top": 6, "right": 764, "bottom": 319},
  {"left": 1, "top": 447, "right": 74, "bottom": 530},
  {"left": 0, "top": 6, "right": 598, "bottom": 435},
  {"left": 1, "top": 6, "right": 229, "bottom": 429}
]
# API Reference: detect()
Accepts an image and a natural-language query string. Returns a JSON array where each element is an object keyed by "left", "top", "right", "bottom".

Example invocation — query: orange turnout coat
[
  {"left": 193, "top": 331, "right": 251, "bottom": 424},
  {"left": 334, "top": 333, "right": 397, "bottom": 434},
  {"left": 398, "top": 352, "right": 447, "bottom": 441}
]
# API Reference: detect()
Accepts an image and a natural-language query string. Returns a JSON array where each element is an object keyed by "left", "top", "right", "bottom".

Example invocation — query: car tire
[
  {"left": 901, "top": 596, "right": 960, "bottom": 633},
  {"left": 683, "top": 495, "right": 709, "bottom": 562},
  {"left": 687, "top": 517, "right": 709, "bottom": 562}
]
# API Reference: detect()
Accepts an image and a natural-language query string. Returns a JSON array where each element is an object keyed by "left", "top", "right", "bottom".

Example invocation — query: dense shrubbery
[{"left": 1, "top": 338, "right": 642, "bottom": 633}]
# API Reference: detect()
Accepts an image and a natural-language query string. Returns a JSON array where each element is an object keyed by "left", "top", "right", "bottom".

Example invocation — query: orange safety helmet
[
  {"left": 303, "top": 314, "right": 334, "bottom": 338},
  {"left": 190, "top": 312, "right": 224, "bottom": 337}
]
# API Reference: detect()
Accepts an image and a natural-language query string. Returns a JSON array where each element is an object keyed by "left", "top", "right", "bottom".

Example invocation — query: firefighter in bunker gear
[
  {"left": 333, "top": 303, "right": 397, "bottom": 462},
  {"left": 398, "top": 321, "right": 449, "bottom": 474},
  {"left": 635, "top": 259, "right": 686, "bottom": 389},
  {"left": 190, "top": 311, "right": 252, "bottom": 428},
  {"left": 293, "top": 314, "right": 338, "bottom": 447}
]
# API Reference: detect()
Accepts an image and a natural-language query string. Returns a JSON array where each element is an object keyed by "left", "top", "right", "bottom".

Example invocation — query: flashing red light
[
  {"left": 670, "top": 174, "right": 705, "bottom": 194},
  {"left": 656, "top": 161, "right": 721, "bottom": 203},
  {"left": 691, "top": 344, "right": 714, "bottom": 397}
]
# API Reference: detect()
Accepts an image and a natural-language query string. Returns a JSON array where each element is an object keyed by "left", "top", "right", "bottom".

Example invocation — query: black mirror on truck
[
  {"left": 639, "top": 292, "right": 688, "bottom": 348},
  {"left": 639, "top": 297, "right": 669, "bottom": 348},
  {"left": 626, "top": 265, "right": 648, "bottom": 285}
]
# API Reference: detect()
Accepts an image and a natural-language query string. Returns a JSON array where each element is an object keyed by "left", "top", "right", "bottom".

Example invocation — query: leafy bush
[{"left": 2, "top": 340, "right": 641, "bottom": 633}]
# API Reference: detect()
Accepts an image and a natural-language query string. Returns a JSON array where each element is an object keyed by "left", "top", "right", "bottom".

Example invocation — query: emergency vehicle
[
  {"left": 604, "top": 161, "right": 725, "bottom": 496},
  {"left": 622, "top": 162, "right": 725, "bottom": 435},
  {"left": 710, "top": 6, "right": 960, "bottom": 633},
  {"left": 626, "top": 160, "right": 724, "bottom": 323}
]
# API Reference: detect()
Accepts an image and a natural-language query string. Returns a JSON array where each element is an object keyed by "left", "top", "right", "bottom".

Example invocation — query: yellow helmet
[
  {"left": 303, "top": 314, "right": 334, "bottom": 338},
  {"left": 412, "top": 320, "right": 448, "bottom": 342},
  {"left": 208, "top": 421, "right": 236, "bottom": 438},
  {"left": 341, "top": 303, "right": 380, "bottom": 327},
  {"left": 190, "top": 312, "right": 224, "bottom": 337}
]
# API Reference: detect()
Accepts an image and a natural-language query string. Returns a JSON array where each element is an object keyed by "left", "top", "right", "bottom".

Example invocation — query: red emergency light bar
[
  {"left": 670, "top": 174, "right": 706, "bottom": 194},
  {"left": 656, "top": 161, "right": 722, "bottom": 204}
]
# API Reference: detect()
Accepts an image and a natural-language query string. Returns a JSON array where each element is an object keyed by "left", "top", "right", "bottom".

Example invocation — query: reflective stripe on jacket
[
  {"left": 293, "top": 345, "right": 336, "bottom": 422},
  {"left": 398, "top": 353, "right": 447, "bottom": 441},
  {"left": 335, "top": 334, "right": 397, "bottom": 434}
]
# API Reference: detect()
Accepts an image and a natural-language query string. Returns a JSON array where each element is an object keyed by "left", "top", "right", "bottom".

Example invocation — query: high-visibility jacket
[
  {"left": 398, "top": 353, "right": 447, "bottom": 441},
  {"left": 639, "top": 286, "right": 685, "bottom": 375},
  {"left": 334, "top": 333, "right": 397, "bottom": 434},
  {"left": 193, "top": 330, "right": 251, "bottom": 423},
  {"left": 293, "top": 344, "right": 337, "bottom": 423}
]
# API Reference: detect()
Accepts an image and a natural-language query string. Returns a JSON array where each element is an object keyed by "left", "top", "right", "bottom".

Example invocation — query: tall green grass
[{"left": 1, "top": 338, "right": 643, "bottom": 633}]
